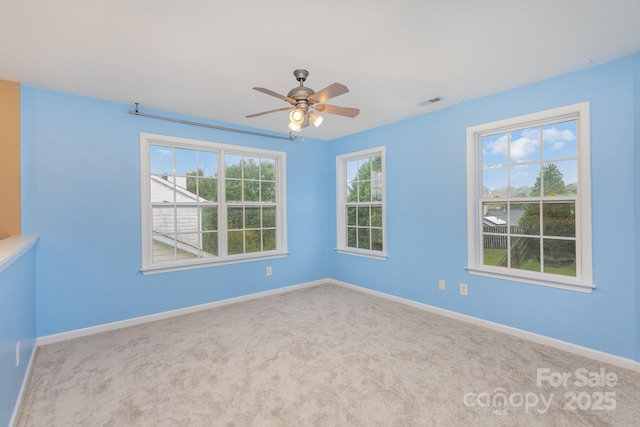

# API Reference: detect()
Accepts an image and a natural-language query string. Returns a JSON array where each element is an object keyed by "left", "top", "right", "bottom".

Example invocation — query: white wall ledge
[{"left": 0, "top": 235, "right": 39, "bottom": 273}]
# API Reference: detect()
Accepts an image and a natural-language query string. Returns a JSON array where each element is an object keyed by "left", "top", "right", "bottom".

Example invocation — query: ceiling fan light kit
[{"left": 247, "top": 69, "right": 359, "bottom": 133}]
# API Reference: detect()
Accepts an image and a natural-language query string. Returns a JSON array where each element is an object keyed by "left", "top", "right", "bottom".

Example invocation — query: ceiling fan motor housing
[{"left": 287, "top": 86, "right": 314, "bottom": 112}]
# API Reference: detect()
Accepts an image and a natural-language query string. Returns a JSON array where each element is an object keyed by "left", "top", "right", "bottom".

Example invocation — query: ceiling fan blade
[
  {"left": 253, "top": 87, "right": 296, "bottom": 104},
  {"left": 308, "top": 83, "right": 349, "bottom": 104},
  {"left": 315, "top": 104, "right": 360, "bottom": 118},
  {"left": 246, "top": 107, "right": 291, "bottom": 118}
]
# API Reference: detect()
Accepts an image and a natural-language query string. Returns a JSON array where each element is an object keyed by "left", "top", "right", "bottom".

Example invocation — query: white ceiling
[{"left": 2, "top": 1, "right": 640, "bottom": 141}]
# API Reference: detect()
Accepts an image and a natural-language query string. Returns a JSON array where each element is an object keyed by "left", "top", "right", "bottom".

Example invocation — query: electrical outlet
[
  {"left": 460, "top": 283, "right": 468, "bottom": 296},
  {"left": 266, "top": 266, "right": 272, "bottom": 277},
  {"left": 16, "top": 342, "right": 21, "bottom": 367},
  {"left": 438, "top": 279, "right": 445, "bottom": 290}
]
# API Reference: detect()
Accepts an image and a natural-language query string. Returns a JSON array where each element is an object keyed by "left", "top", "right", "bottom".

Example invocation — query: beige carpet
[{"left": 15, "top": 283, "right": 640, "bottom": 426}]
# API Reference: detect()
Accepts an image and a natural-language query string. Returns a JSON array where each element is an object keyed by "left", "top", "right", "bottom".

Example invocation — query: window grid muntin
[
  {"left": 345, "top": 202, "right": 384, "bottom": 251},
  {"left": 337, "top": 147, "right": 386, "bottom": 257},
  {"left": 142, "top": 134, "right": 286, "bottom": 272},
  {"left": 150, "top": 143, "right": 220, "bottom": 262},
  {"left": 478, "top": 116, "right": 580, "bottom": 279}
]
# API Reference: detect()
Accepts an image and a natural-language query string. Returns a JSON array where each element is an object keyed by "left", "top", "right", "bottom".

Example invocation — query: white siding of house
[{"left": 150, "top": 176, "right": 203, "bottom": 254}]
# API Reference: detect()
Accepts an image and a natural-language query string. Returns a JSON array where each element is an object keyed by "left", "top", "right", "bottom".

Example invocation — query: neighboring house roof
[
  {"left": 483, "top": 216, "right": 507, "bottom": 226},
  {"left": 150, "top": 175, "right": 207, "bottom": 203}
]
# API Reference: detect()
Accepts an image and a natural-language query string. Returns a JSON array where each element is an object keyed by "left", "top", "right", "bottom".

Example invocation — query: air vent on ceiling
[{"left": 417, "top": 97, "right": 442, "bottom": 106}]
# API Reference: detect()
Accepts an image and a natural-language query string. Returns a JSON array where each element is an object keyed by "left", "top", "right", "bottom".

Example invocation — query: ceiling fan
[{"left": 246, "top": 69, "right": 359, "bottom": 132}]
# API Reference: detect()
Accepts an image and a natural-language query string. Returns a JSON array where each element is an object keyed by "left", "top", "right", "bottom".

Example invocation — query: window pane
[
  {"left": 245, "top": 230, "right": 261, "bottom": 253},
  {"left": 197, "top": 151, "right": 217, "bottom": 178},
  {"left": 371, "top": 206, "right": 382, "bottom": 227},
  {"left": 261, "top": 182, "right": 276, "bottom": 203},
  {"left": 175, "top": 149, "right": 197, "bottom": 176},
  {"left": 483, "top": 245, "right": 507, "bottom": 266},
  {"left": 510, "top": 164, "right": 540, "bottom": 197},
  {"left": 225, "top": 155, "right": 243, "bottom": 179},
  {"left": 261, "top": 159, "right": 275, "bottom": 180},
  {"left": 543, "top": 202, "right": 575, "bottom": 237},
  {"left": 339, "top": 150, "right": 385, "bottom": 256},
  {"left": 482, "top": 133, "right": 508, "bottom": 166},
  {"left": 228, "top": 231, "right": 244, "bottom": 254},
  {"left": 263, "top": 229, "right": 276, "bottom": 251},
  {"left": 347, "top": 227, "right": 357, "bottom": 248},
  {"left": 543, "top": 120, "right": 577, "bottom": 160},
  {"left": 201, "top": 232, "right": 218, "bottom": 256},
  {"left": 150, "top": 146, "right": 173, "bottom": 176},
  {"left": 244, "top": 181, "right": 260, "bottom": 202},
  {"left": 152, "top": 239, "right": 175, "bottom": 263},
  {"left": 510, "top": 127, "right": 540, "bottom": 163},
  {"left": 173, "top": 232, "right": 199, "bottom": 255},
  {"left": 357, "top": 228, "right": 370, "bottom": 250},
  {"left": 244, "top": 157, "right": 260, "bottom": 180},
  {"left": 346, "top": 181, "right": 358, "bottom": 202},
  {"left": 176, "top": 207, "right": 199, "bottom": 233},
  {"left": 185, "top": 174, "right": 198, "bottom": 197},
  {"left": 263, "top": 207, "right": 276, "bottom": 228},
  {"left": 482, "top": 202, "right": 507, "bottom": 229},
  {"left": 225, "top": 180, "right": 242, "bottom": 202},
  {"left": 357, "top": 206, "right": 370, "bottom": 226},
  {"left": 201, "top": 207, "right": 218, "bottom": 231},
  {"left": 371, "top": 185, "right": 383, "bottom": 202},
  {"left": 198, "top": 178, "right": 217, "bottom": 202},
  {"left": 510, "top": 236, "right": 540, "bottom": 272},
  {"left": 482, "top": 166, "right": 508, "bottom": 198},
  {"left": 543, "top": 239, "right": 576, "bottom": 277},
  {"left": 357, "top": 159, "right": 370, "bottom": 180},
  {"left": 227, "top": 207, "right": 243, "bottom": 229},
  {"left": 543, "top": 161, "right": 577, "bottom": 196},
  {"left": 245, "top": 207, "right": 261, "bottom": 229},
  {"left": 152, "top": 206, "right": 175, "bottom": 235},
  {"left": 347, "top": 207, "right": 357, "bottom": 226},
  {"left": 371, "top": 156, "right": 382, "bottom": 173},
  {"left": 176, "top": 244, "right": 198, "bottom": 260},
  {"left": 371, "top": 228, "right": 383, "bottom": 251},
  {"left": 150, "top": 176, "right": 175, "bottom": 203},
  {"left": 513, "top": 202, "right": 540, "bottom": 235},
  {"left": 358, "top": 182, "right": 371, "bottom": 202},
  {"left": 346, "top": 160, "right": 358, "bottom": 182}
]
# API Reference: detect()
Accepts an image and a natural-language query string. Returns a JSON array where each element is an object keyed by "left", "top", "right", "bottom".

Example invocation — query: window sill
[
  {"left": 141, "top": 251, "right": 289, "bottom": 275},
  {"left": 335, "top": 248, "right": 387, "bottom": 260},
  {"left": 465, "top": 266, "right": 595, "bottom": 293}
]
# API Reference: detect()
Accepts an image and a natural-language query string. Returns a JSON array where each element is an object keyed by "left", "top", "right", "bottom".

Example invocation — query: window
[
  {"left": 466, "top": 103, "right": 593, "bottom": 292},
  {"left": 140, "top": 133, "right": 287, "bottom": 274},
  {"left": 336, "top": 147, "right": 386, "bottom": 258}
]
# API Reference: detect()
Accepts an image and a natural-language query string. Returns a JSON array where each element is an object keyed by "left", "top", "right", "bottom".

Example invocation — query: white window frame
[
  {"left": 336, "top": 146, "right": 387, "bottom": 259},
  {"left": 140, "top": 133, "right": 287, "bottom": 274},
  {"left": 466, "top": 102, "right": 594, "bottom": 293}
]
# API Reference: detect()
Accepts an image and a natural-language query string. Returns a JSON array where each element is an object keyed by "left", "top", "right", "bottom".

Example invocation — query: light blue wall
[
  {"left": 328, "top": 56, "right": 639, "bottom": 361},
  {"left": 0, "top": 246, "right": 37, "bottom": 427},
  {"left": 21, "top": 88, "right": 329, "bottom": 336},
  {"left": 634, "top": 51, "right": 640, "bottom": 363},
  {"left": 18, "top": 54, "right": 640, "bottom": 363}
]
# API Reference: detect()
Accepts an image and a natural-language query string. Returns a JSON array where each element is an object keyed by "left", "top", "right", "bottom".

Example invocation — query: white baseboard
[
  {"left": 37, "top": 279, "right": 324, "bottom": 346},
  {"left": 35, "top": 277, "right": 640, "bottom": 374},
  {"left": 10, "top": 339, "right": 37, "bottom": 427},
  {"left": 328, "top": 279, "right": 640, "bottom": 373}
]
